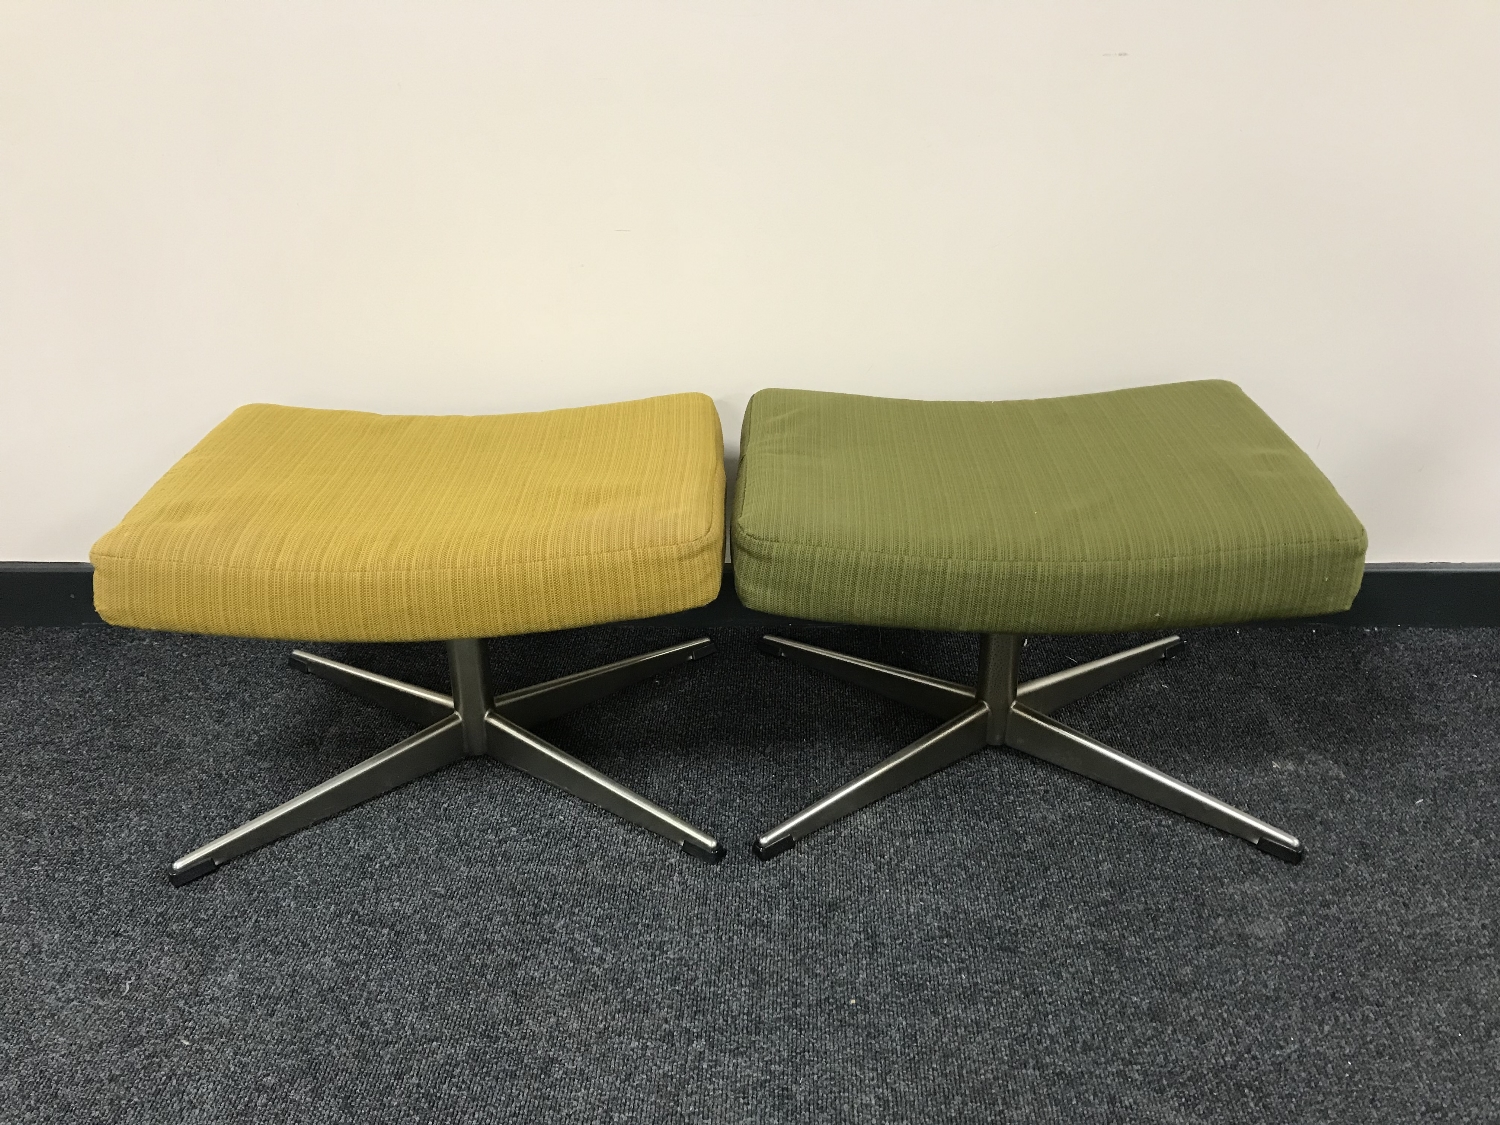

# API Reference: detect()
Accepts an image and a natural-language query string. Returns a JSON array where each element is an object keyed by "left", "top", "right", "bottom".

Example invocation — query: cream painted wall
[{"left": 2, "top": 1, "right": 1497, "bottom": 562}]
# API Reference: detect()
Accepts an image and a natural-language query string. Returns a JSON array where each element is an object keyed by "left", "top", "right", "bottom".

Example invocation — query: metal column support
[{"left": 975, "top": 633, "right": 1022, "bottom": 745}]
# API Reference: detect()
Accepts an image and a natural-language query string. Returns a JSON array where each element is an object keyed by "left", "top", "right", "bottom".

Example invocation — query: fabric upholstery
[
  {"left": 92, "top": 394, "right": 725, "bottom": 641},
  {"left": 732, "top": 381, "right": 1366, "bottom": 633}
]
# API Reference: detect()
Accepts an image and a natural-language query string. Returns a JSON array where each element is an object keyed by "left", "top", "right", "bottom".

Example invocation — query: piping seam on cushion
[
  {"left": 91, "top": 513, "right": 726, "bottom": 574},
  {"left": 730, "top": 526, "right": 1366, "bottom": 568}
]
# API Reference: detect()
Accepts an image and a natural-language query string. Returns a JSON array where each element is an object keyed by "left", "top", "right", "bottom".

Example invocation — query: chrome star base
[
  {"left": 170, "top": 637, "right": 724, "bottom": 886},
  {"left": 752, "top": 634, "right": 1305, "bottom": 864}
]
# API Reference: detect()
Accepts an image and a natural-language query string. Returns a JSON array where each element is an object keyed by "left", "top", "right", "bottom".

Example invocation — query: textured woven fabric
[
  {"left": 91, "top": 394, "right": 725, "bottom": 641},
  {"left": 732, "top": 381, "right": 1366, "bottom": 633}
]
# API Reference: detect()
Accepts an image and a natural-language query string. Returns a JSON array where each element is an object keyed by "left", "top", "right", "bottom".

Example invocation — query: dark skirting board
[{"left": 4, "top": 561, "right": 1497, "bottom": 629}]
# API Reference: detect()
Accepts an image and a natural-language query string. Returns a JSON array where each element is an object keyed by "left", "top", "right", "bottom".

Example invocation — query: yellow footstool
[{"left": 91, "top": 393, "right": 727, "bottom": 884}]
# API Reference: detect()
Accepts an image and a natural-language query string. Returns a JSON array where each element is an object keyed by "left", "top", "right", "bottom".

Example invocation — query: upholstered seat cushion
[
  {"left": 92, "top": 394, "right": 724, "bottom": 641},
  {"left": 732, "top": 381, "right": 1365, "bottom": 634}
]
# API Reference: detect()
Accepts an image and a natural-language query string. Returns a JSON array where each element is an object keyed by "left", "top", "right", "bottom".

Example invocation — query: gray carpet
[{"left": 0, "top": 622, "right": 1496, "bottom": 1124}]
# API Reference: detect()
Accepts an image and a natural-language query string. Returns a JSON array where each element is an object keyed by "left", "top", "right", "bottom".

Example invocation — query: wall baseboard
[
  {"left": 2, "top": 562, "right": 1497, "bottom": 630},
  {"left": 0, "top": 563, "right": 102, "bottom": 626},
  {"left": 1307, "top": 563, "right": 1500, "bottom": 628}
]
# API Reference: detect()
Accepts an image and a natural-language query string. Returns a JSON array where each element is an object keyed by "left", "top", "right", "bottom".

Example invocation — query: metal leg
[
  {"left": 754, "top": 631, "right": 1304, "bottom": 864},
  {"left": 289, "top": 649, "right": 453, "bottom": 726},
  {"left": 172, "top": 635, "right": 723, "bottom": 885},
  {"left": 976, "top": 633, "right": 1022, "bottom": 743},
  {"left": 169, "top": 714, "right": 466, "bottom": 886},
  {"left": 753, "top": 704, "right": 991, "bottom": 859},
  {"left": 494, "top": 637, "right": 715, "bottom": 727},
  {"left": 760, "top": 634, "right": 975, "bottom": 719},
  {"left": 484, "top": 711, "right": 724, "bottom": 861},
  {"left": 1004, "top": 704, "right": 1305, "bottom": 862},
  {"left": 1016, "top": 636, "right": 1184, "bottom": 716},
  {"left": 447, "top": 639, "right": 492, "bottom": 758}
]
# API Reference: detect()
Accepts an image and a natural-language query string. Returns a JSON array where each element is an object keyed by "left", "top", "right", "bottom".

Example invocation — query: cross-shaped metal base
[
  {"left": 751, "top": 634, "right": 1306, "bottom": 864},
  {"left": 169, "top": 637, "right": 724, "bottom": 886}
]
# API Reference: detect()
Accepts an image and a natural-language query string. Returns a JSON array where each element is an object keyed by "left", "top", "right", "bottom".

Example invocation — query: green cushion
[{"left": 731, "top": 381, "right": 1366, "bottom": 634}]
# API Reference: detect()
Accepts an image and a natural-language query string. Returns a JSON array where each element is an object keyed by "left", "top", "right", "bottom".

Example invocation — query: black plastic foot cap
[
  {"left": 287, "top": 652, "right": 310, "bottom": 673},
  {"left": 681, "top": 839, "right": 726, "bottom": 864},
  {"left": 1255, "top": 837, "right": 1306, "bottom": 865},
  {"left": 169, "top": 858, "right": 219, "bottom": 887},
  {"left": 752, "top": 836, "right": 795, "bottom": 861},
  {"left": 757, "top": 636, "right": 788, "bottom": 658}
]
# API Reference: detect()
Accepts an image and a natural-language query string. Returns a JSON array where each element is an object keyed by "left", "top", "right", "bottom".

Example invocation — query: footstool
[
  {"left": 91, "top": 393, "right": 728, "bottom": 884},
  {"left": 732, "top": 380, "right": 1367, "bottom": 863}
]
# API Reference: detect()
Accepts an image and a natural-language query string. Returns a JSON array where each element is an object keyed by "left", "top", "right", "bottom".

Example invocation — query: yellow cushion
[{"left": 90, "top": 394, "right": 725, "bottom": 641}]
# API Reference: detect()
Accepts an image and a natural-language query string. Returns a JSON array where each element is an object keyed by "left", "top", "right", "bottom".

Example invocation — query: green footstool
[{"left": 732, "top": 380, "right": 1366, "bottom": 863}]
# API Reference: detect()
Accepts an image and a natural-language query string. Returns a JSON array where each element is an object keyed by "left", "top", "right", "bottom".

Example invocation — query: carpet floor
[{"left": 0, "top": 622, "right": 1496, "bottom": 1124}]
